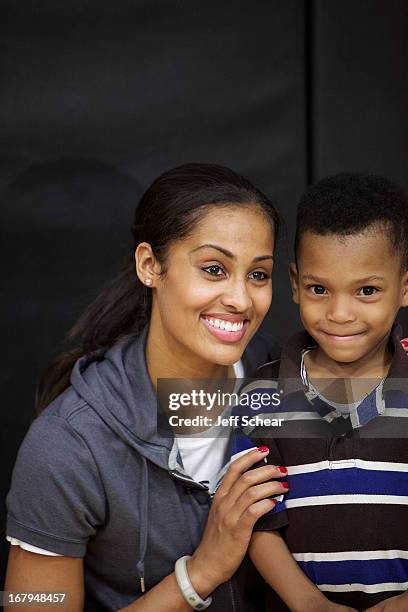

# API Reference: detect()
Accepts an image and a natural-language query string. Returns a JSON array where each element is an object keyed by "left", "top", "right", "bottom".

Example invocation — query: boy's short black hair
[{"left": 295, "top": 173, "right": 408, "bottom": 270}]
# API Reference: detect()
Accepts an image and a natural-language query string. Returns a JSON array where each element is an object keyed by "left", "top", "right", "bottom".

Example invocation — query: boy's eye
[
  {"left": 359, "top": 286, "right": 378, "bottom": 296},
  {"left": 248, "top": 270, "right": 269, "bottom": 281},
  {"left": 202, "top": 265, "right": 225, "bottom": 277},
  {"left": 311, "top": 285, "right": 327, "bottom": 295}
]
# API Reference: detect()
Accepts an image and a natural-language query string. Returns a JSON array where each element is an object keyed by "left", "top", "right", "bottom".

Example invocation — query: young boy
[{"left": 231, "top": 174, "right": 408, "bottom": 611}]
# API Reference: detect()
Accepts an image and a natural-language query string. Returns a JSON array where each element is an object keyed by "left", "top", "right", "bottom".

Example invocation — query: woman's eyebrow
[
  {"left": 302, "top": 274, "right": 327, "bottom": 282},
  {"left": 190, "top": 244, "right": 273, "bottom": 262}
]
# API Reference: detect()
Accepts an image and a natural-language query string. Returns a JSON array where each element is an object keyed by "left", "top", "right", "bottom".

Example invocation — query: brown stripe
[
  {"left": 252, "top": 436, "right": 408, "bottom": 465},
  {"left": 266, "top": 587, "right": 405, "bottom": 611},
  {"left": 282, "top": 504, "right": 408, "bottom": 553}
]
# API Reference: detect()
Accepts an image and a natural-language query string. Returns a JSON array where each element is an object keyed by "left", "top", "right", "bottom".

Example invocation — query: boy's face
[{"left": 289, "top": 229, "right": 408, "bottom": 366}]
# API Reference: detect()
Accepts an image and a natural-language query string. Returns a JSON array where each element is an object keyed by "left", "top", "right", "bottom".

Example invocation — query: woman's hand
[{"left": 186, "top": 446, "right": 287, "bottom": 596}]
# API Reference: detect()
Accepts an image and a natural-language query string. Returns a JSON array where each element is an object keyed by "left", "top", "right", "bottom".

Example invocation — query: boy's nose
[
  {"left": 326, "top": 296, "right": 356, "bottom": 324},
  {"left": 220, "top": 279, "right": 252, "bottom": 313}
]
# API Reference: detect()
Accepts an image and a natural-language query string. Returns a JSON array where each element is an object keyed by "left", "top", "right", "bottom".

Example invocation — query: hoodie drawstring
[{"left": 136, "top": 456, "right": 149, "bottom": 593}]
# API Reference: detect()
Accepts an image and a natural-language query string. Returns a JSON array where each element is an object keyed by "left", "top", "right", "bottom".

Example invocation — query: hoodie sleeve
[{"left": 6, "top": 415, "right": 106, "bottom": 557}]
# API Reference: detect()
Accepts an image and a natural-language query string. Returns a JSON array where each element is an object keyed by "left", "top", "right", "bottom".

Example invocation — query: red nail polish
[
  {"left": 278, "top": 466, "right": 287, "bottom": 474},
  {"left": 281, "top": 481, "right": 289, "bottom": 489},
  {"left": 257, "top": 446, "right": 269, "bottom": 453}
]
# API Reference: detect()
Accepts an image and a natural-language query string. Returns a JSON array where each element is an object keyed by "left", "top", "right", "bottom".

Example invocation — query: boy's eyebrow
[
  {"left": 190, "top": 244, "right": 273, "bottom": 262},
  {"left": 355, "top": 275, "right": 387, "bottom": 283},
  {"left": 301, "top": 274, "right": 386, "bottom": 283}
]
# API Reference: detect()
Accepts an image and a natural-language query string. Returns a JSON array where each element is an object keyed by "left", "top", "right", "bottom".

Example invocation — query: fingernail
[
  {"left": 278, "top": 466, "right": 287, "bottom": 474},
  {"left": 281, "top": 481, "right": 289, "bottom": 489},
  {"left": 257, "top": 446, "right": 269, "bottom": 453}
]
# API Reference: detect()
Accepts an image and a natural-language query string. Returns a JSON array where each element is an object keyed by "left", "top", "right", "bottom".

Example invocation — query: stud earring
[{"left": 144, "top": 278, "right": 153, "bottom": 286}]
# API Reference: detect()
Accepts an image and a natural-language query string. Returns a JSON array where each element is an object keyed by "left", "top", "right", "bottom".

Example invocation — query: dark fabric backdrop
[{"left": 1, "top": 0, "right": 407, "bottom": 581}]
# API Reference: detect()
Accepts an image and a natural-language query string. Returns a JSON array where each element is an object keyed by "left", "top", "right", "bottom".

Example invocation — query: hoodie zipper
[{"left": 228, "top": 578, "right": 237, "bottom": 612}]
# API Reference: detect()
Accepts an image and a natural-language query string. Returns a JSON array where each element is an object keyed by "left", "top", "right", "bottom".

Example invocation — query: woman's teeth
[{"left": 204, "top": 317, "right": 244, "bottom": 332}]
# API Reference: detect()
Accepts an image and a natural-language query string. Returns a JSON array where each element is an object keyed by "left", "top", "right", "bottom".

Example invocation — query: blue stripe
[
  {"left": 308, "top": 396, "right": 337, "bottom": 418},
  {"left": 284, "top": 468, "right": 408, "bottom": 501},
  {"left": 385, "top": 390, "right": 408, "bottom": 408},
  {"left": 299, "top": 557, "right": 408, "bottom": 586},
  {"left": 230, "top": 430, "right": 257, "bottom": 457},
  {"left": 356, "top": 394, "right": 381, "bottom": 426}
]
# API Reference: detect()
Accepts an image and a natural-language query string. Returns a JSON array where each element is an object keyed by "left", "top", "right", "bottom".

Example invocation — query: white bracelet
[{"left": 174, "top": 555, "right": 212, "bottom": 610}]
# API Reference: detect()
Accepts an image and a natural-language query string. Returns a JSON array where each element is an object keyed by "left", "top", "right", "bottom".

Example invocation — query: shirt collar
[{"left": 278, "top": 324, "right": 408, "bottom": 428}]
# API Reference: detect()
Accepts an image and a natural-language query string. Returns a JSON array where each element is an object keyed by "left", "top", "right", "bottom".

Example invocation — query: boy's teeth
[{"left": 204, "top": 317, "right": 244, "bottom": 332}]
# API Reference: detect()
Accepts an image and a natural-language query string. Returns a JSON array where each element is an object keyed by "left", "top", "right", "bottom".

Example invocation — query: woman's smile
[{"left": 200, "top": 314, "right": 249, "bottom": 343}]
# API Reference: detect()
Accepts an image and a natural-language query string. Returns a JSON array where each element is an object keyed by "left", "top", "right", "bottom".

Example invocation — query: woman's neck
[{"left": 146, "top": 323, "right": 233, "bottom": 390}]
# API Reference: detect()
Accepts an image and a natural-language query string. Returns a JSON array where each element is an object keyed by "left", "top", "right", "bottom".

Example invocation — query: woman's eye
[
  {"left": 202, "top": 265, "right": 225, "bottom": 277},
  {"left": 249, "top": 270, "right": 269, "bottom": 281},
  {"left": 359, "top": 286, "right": 378, "bottom": 296},
  {"left": 311, "top": 285, "right": 326, "bottom": 295}
]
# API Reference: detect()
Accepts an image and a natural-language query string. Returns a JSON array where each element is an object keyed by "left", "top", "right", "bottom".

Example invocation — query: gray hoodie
[{"left": 6, "top": 327, "right": 279, "bottom": 611}]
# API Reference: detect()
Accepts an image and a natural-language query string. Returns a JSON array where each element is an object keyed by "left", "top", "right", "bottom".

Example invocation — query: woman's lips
[{"left": 200, "top": 315, "right": 249, "bottom": 343}]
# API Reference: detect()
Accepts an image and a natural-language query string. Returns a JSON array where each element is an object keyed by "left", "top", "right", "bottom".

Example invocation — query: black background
[{"left": 1, "top": 0, "right": 407, "bottom": 581}]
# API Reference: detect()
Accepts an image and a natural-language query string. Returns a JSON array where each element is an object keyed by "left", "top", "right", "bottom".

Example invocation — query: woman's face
[{"left": 149, "top": 205, "right": 275, "bottom": 369}]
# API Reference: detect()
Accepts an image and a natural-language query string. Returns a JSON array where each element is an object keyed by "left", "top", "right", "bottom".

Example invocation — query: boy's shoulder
[
  {"left": 253, "top": 358, "right": 281, "bottom": 380},
  {"left": 243, "top": 329, "right": 281, "bottom": 373},
  {"left": 250, "top": 329, "right": 315, "bottom": 381}
]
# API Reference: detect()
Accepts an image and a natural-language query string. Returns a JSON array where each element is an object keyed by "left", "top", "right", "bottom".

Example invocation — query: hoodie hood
[
  {"left": 70, "top": 326, "right": 173, "bottom": 471},
  {"left": 69, "top": 325, "right": 280, "bottom": 472}
]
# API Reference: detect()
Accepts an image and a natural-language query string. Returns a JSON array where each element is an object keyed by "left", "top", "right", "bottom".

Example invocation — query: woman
[{"left": 5, "top": 163, "right": 286, "bottom": 611}]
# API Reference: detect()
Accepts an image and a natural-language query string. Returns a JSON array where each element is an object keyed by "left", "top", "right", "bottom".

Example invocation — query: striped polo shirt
[{"left": 230, "top": 326, "right": 408, "bottom": 610}]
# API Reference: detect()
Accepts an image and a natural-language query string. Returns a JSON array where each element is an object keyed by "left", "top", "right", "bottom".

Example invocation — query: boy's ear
[
  {"left": 401, "top": 271, "right": 408, "bottom": 307},
  {"left": 289, "top": 262, "right": 300, "bottom": 304}
]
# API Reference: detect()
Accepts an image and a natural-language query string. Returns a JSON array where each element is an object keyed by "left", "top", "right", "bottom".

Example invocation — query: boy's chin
[
  {"left": 319, "top": 345, "right": 372, "bottom": 365},
  {"left": 326, "top": 352, "right": 361, "bottom": 365}
]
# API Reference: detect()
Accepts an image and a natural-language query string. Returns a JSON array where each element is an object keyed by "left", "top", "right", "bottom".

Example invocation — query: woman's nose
[{"left": 220, "top": 279, "right": 252, "bottom": 312}]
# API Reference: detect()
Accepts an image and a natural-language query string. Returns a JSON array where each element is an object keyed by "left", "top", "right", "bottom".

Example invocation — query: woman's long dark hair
[{"left": 35, "top": 163, "right": 279, "bottom": 415}]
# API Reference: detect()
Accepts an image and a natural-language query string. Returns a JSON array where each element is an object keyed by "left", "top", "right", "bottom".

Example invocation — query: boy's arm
[
  {"left": 364, "top": 591, "right": 408, "bottom": 611},
  {"left": 249, "top": 531, "right": 357, "bottom": 612}
]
